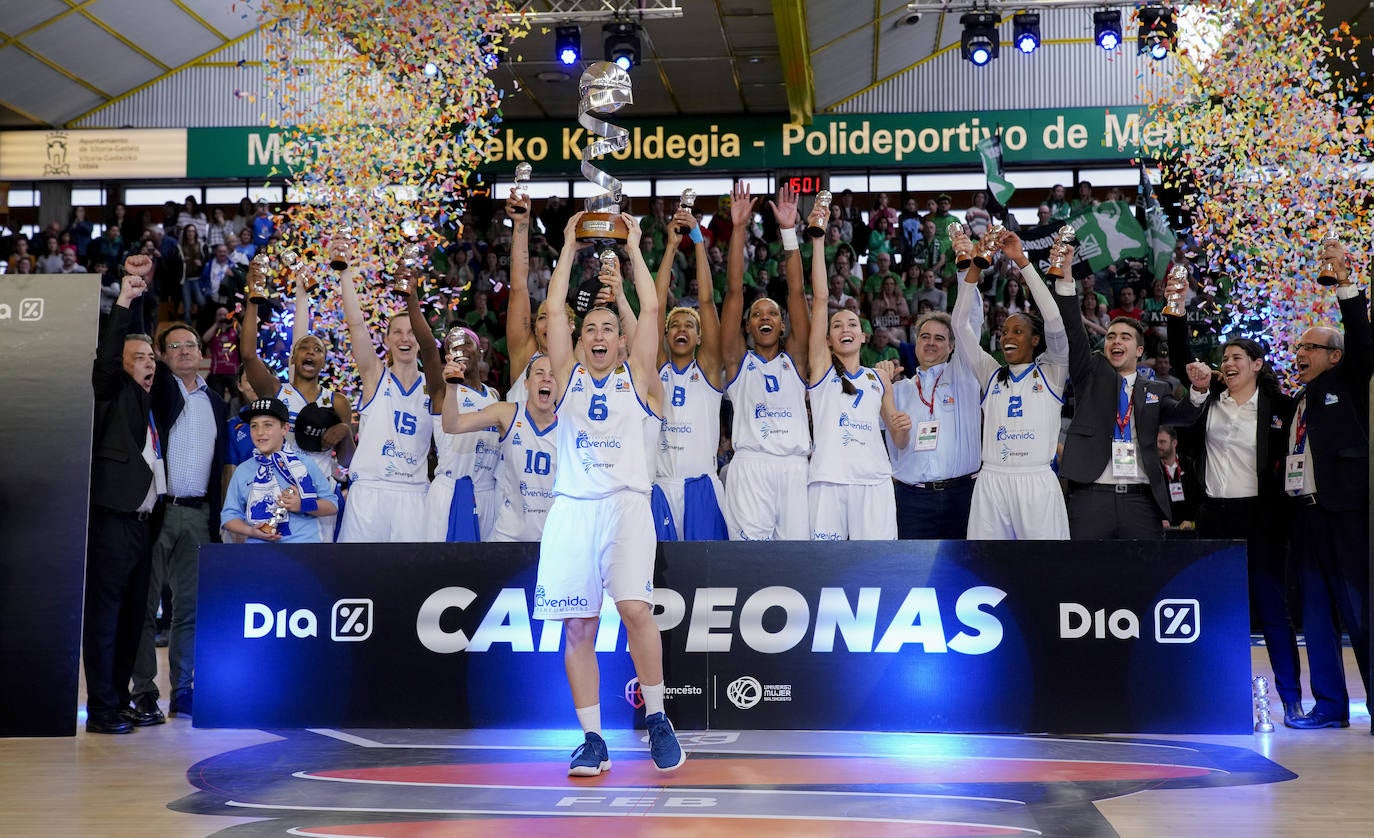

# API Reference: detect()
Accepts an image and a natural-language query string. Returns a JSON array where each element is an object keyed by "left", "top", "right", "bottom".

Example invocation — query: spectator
[
  {"left": 59, "top": 246, "right": 87, "bottom": 273},
  {"left": 1046, "top": 184, "right": 1071, "bottom": 220},
  {"left": 912, "top": 267, "right": 945, "bottom": 313},
  {"left": 66, "top": 206, "right": 94, "bottom": 258},
  {"left": 206, "top": 207, "right": 237, "bottom": 249},
  {"left": 179, "top": 225, "right": 207, "bottom": 323},
  {"left": 1071, "top": 181, "right": 1097, "bottom": 214},
  {"left": 826, "top": 273, "right": 853, "bottom": 317},
  {"left": 231, "top": 197, "right": 256, "bottom": 237},
  {"left": 220, "top": 397, "right": 338, "bottom": 544},
  {"left": 177, "top": 195, "right": 208, "bottom": 242},
  {"left": 870, "top": 192, "right": 899, "bottom": 232},
  {"left": 1035, "top": 204, "right": 1053, "bottom": 227},
  {"left": 200, "top": 243, "right": 243, "bottom": 312},
  {"left": 1108, "top": 285, "right": 1145, "bottom": 321},
  {"left": 860, "top": 326, "right": 901, "bottom": 367},
  {"left": 1000, "top": 274, "right": 1030, "bottom": 316},
  {"left": 10, "top": 255, "right": 33, "bottom": 274},
  {"left": 965, "top": 192, "right": 993, "bottom": 239},
  {"left": 37, "top": 236, "right": 64, "bottom": 273},
  {"left": 231, "top": 226, "right": 257, "bottom": 265},
  {"left": 251, "top": 201, "right": 275, "bottom": 248},
  {"left": 201, "top": 307, "right": 240, "bottom": 402},
  {"left": 6, "top": 236, "right": 32, "bottom": 271},
  {"left": 90, "top": 225, "right": 125, "bottom": 268},
  {"left": 1155, "top": 426, "right": 1199, "bottom": 528},
  {"left": 1080, "top": 291, "right": 1110, "bottom": 348}
]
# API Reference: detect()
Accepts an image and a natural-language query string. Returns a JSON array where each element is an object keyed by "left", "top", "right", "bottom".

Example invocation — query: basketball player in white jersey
[
  {"left": 650, "top": 206, "right": 729, "bottom": 539},
  {"left": 443, "top": 353, "right": 558, "bottom": 541},
  {"left": 719, "top": 182, "right": 812, "bottom": 540},
  {"left": 426, "top": 326, "right": 501, "bottom": 541},
  {"left": 240, "top": 265, "right": 353, "bottom": 541},
  {"left": 952, "top": 230, "right": 1070, "bottom": 539},
  {"left": 335, "top": 239, "right": 440, "bottom": 542},
  {"left": 805, "top": 211, "right": 908, "bottom": 540},
  {"left": 504, "top": 188, "right": 576, "bottom": 403},
  {"left": 536, "top": 210, "right": 685, "bottom": 776}
]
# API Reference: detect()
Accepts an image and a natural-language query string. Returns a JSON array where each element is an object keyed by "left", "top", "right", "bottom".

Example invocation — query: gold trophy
[
  {"left": 574, "top": 62, "right": 633, "bottom": 246},
  {"left": 805, "top": 190, "right": 831, "bottom": 239},
  {"left": 1046, "top": 225, "right": 1076, "bottom": 278},
  {"left": 676, "top": 188, "right": 697, "bottom": 235},
  {"left": 246, "top": 253, "right": 274, "bottom": 304},
  {"left": 972, "top": 222, "right": 1006, "bottom": 269},
  {"left": 328, "top": 227, "right": 357, "bottom": 271},
  {"left": 948, "top": 222, "right": 974, "bottom": 270},
  {"left": 443, "top": 328, "right": 476, "bottom": 384},
  {"left": 1163, "top": 264, "right": 1188, "bottom": 316},
  {"left": 1316, "top": 233, "right": 1343, "bottom": 286},
  {"left": 510, "top": 162, "right": 532, "bottom": 215},
  {"left": 389, "top": 242, "right": 427, "bottom": 297}
]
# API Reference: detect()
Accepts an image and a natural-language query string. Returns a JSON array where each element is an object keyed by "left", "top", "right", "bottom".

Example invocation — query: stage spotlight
[
  {"left": 960, "top": 12, "right": 999, "bottom": 67},
  {"left": 1013, "top": 12, "right": 1040, "bottom": 55},
  {"left": 1137, "top": 5, "right": 1177, "bottom": 60},
  {"left": 555, "top": 25, "right": 581, "bottom": 66},
  {"left": 1094, "top": 10, "right": 1122, "bottom": 51},
  {"left": 603, "top": 21, "right": 641, "bottom": 71},
  {"left": 423, "top": 62, "right": 439, "bottom": 78}
]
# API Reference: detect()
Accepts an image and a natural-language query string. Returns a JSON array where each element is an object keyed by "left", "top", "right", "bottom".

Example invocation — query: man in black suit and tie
[
  {"left": 84, "top": 256, "right": 164, "bottom": 734},
  {"left": 1054, "top": 274, "right": 1211, "bottom": 539},
  {"left": 1282, "top": 241, "right": 1370, "bottom": 729}
]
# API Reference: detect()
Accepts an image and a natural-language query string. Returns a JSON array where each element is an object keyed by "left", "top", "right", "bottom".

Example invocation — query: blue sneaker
[
  {"left": 568, "top": 731, "right": 611, "bottom": 776},
  {"left": 644, "top": 712, "right": 686, "bottom": 772}
]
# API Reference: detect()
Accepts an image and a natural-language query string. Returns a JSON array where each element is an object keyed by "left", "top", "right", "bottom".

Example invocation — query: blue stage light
[
  {"left": 604, "top": 21, "right": 641, "bottom": 70},
  {"left": 1013, "top": 13, "right": 1040, "bottom": 55},
  {"left": 555, "top": 25, "right": 580, "bottom": 66},
  {"left": 960, "top": 12, "right": 999, "bottom": 66},
  {"left": 1094, "top": 10, "right": 1123, "bottom": 51}
]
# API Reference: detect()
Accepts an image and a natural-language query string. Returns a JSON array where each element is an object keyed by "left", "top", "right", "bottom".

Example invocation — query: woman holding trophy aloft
[
  {"left": 804, "top": 200, "right": 908, "bottom": 541},
  {"left": 648, "top": 198, "right": 729, "bottom": 540},
  {"left": 955, "top": 226, "right": 1072, "bottom": 540},
  {"left": 424, "top": 323, "right": 502, "bottom": 542}
]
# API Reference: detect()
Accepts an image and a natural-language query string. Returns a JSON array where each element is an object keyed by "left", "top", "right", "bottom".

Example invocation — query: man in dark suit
[
  {"left": 1282, "top": 241, "right": 1371, "bottom": 729},
  {"left": 1054, "top": 276, "right": 1211, "bottom": 539},
  {"left": 129, "top": 264, "right": 228, "bottom": 721},
  {"left": 1155, "top": 426, "right": 1201, "bottom": 528},
  {"left": 85, "top": 256, "right": 163, "bottom": 734}
]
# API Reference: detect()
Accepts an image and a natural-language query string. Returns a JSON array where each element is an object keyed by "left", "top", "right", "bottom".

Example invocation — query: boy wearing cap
[{"left": 221, "top": 398, "right": 338, "bottom": 543}]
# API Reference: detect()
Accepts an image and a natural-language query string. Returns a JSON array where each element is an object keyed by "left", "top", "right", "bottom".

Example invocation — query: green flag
[
  {"left": 1138, "top": 164, "right": 1176, "bottom": 281},
  {"left": 976, "top": 135, "right": 1016, "bottom": 205},
  {"left": 1070, "top": 200, "right": 1149, "bottom": 271}
]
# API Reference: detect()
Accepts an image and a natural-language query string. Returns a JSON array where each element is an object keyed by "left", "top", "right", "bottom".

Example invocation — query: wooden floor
[{"left": 3, "top": 648, "right": 1370, "bottom": 838}]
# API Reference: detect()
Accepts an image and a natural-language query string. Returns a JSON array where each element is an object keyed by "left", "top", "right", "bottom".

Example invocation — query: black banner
[
  {"left": 197, "top": 539, "right": 1251, "bottom": 734},
  {"left": 1020, "top": 220, "right": 1094, "bottom": 280},
  {"left": 0, "top": 275, "right": 98, "bottom": 736}
]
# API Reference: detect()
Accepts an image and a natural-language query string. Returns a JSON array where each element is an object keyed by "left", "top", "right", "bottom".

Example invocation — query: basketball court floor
[{"left": 3, "top": 648, "right": 1370, "bottom": 837}]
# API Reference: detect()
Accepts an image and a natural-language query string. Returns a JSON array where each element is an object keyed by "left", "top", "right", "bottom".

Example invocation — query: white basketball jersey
[
  {"left": 494, "top": 403, "right": 558, "bottom": 540},
  {"left": 808, "top": 366, "right": 892, "bottom": 485},
  {"left": 349, "top": 371, "right": 434, "bottom": 485},
  {"left": 435, "top": 383, "right": 500, "bottom": 490},
  {"left": 726, "top": 350, "right": 810, "bottom": 458},
  {"left": 553, "top": 363, "right": 657, "bottom": 499},
  {"left": 506, "top": 352, "right": 541, "bottom": 404},
  {"left": 656, "top": 359, "right": 722, "bottom": 480},
  {"left": 980, "top": 362, "right": 1064, "bottom": 471},
  {"left": 279, "top": 381, "right": 338, "bottom": 482}
]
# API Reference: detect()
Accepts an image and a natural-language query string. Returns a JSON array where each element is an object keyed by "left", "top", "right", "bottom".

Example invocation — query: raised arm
[
  {"left": 951, "top": 265, "right": 1001, "bottom": 387},
  {"left": 720, "top": 181, "right": 756, "bottom": 373},
  {"left": 806, "top": 220, "right": 832, "bottom": 386},
  {"left": 290, "top": 262, "right": 309, "bottom": 347},
  {"left": 623, "top": 214, "right": 663, "bottom": 407},
  {"left": 1050, "top": 248, "right": 1096, "bottom": 387},
  {"left": 1002, "top": 234, "right": 1067, "bottom": 364},
  {"left": 442, "top": 372, "right": 517, "bottom": 434},
  {"left": 405, "top": 272, "right": 445, "bottom": 409},
  {"left": 544, "top": 212, "right": 584, "bottom": 386},
  {"left": 505, "top": 189, "right": 538, "bottom": 377},
  {"left": 653, "top": 212, "right": 685, "bottom": 368},
  {"left": 775, "top": 186, "right": 809, "bottom": 377},
  {"left": 240, "top": 279, "right": 284, "bottom": 400},
  {"left": 689, "top": 213, "right": 723, "bottom": 388},
  {"left": 337, "top": 236, "right": 384, "bottom": 400}
]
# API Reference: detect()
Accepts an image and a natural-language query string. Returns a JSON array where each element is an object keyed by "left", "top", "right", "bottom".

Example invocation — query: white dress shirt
[{"left": 1204, "top": 388, "right": 1260, "bottom": 498}]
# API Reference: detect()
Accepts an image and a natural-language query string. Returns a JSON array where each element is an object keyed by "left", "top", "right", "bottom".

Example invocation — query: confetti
[{"left": 1141, "top": 0, "right": 1371, "bottom": 384}]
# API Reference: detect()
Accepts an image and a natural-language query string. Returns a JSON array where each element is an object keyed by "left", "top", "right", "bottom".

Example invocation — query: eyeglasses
[
  {"left": 165, "top": 340, "right": 200, "bottom": 351},
  {"left": 1293, "top": 342, "right": 1338, "bottom": 353}
]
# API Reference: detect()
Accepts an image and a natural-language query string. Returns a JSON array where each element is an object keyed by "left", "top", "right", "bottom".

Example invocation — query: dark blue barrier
[{"left": 196, "top": 540, "right": 1251, "bottom": 734}]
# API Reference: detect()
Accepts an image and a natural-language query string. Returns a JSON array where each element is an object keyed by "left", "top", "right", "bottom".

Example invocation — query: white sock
[
  {"left": 575, "top": 704, "right": 601, "bottom": 735},
  {"left": 640, "top": 682, "right": 666, "bottom": 717}
]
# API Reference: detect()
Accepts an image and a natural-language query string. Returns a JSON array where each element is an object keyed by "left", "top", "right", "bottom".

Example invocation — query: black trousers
[
  {"left": 1197, "top": 496, "right": 1303, "bottom": 705},
  {"left": 1066, "top": 483, "right": 1164, "bottom": 540},
  {"left": 83, "top": 506, "right": 152, "bottom": 719},
  {"left": 894, "top": 476, "right": 976, "bottom": 540},
  {"left": 1292, "top": 502, "right": 1370, "bottom": 718}
]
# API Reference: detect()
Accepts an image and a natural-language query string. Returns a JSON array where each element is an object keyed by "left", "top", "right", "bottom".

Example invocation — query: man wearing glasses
[
  {"left": 1284, "top": 240, "right": 1371, "bottom": 729},
  {"left": 127, "top": 271, "right": 229, "bottom": 724}
]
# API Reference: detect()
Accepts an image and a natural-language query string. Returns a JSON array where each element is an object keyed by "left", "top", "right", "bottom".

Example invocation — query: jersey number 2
[{"left": 1006, "top": 395, "right": 1023, "bottom": 418}]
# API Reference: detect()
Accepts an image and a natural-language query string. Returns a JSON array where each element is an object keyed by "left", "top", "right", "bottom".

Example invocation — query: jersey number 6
[{"left": 588, "top": 393, "right": 609, "bottom": 421}]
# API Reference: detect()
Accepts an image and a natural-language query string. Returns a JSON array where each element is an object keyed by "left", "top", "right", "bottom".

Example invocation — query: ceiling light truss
[{"left": 505, "top": 0, "right": 683, "bottom": 23}]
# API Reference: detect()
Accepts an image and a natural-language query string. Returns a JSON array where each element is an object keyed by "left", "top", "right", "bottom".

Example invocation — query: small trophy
[
  {"left": 805, "top": 190, "right": 832, "bottom": 239},
  {"left": 257, "top": 488, "right": 293, "bottom": 537},
  {"left": 389, "top": 242, "right": 427, "bottom": 297},
  {"left": 246, "top": 253, "right": 273, "bottom": 303},
  {"left": 1252, "top": 675, "right": 1276, "bottom": 733},
  {"left": 443, "top": 328, "right": 475, "bottom": 384},
  {"left": 1316, "top": 233, "right": 1343, "bottom": 286},
  {"left": 948, "top": 222, "right": 974, "bottom": 270},
  {"left": 329, "top": 227, "right": 357, "bottom": 271},
  {"left": 510, "top": 162, "right": 532, "bottom": 215},
  {"left": 676, "top": 188, "right": 697, "bottom": 235},
  {"left": 1163, "top": 264, "right": 1188, "bottom": 316},
  {"left": 596, "top": 249, "right": 619, "bottom": 304},
  {"left": 1046, "top": 225, "right": 1076, "bottom": 278},
  {"left": 972, "top": 222, "right": 1006, "bottom": 269},
  {"left": 574, "top": 62, "right": 633, "bottom": 246}
]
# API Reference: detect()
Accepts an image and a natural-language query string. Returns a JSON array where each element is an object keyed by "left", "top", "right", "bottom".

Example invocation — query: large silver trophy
[{"left": 574, "top": 62, "right": 633, "bottom": 246}]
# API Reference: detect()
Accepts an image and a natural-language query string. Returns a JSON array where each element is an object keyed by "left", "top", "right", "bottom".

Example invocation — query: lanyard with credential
[
  {"left": 1114, "top": 382, "right": 1134, "bottom": 443},
  {"left": 148, "top": 409, "right": 162, "bottom": 460},
  {"left": 1293, "top": 403, "right": 1307, "bottom": 454},
  {"left": 915, "top": 368, "right": 944, "bottom": 418}
]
